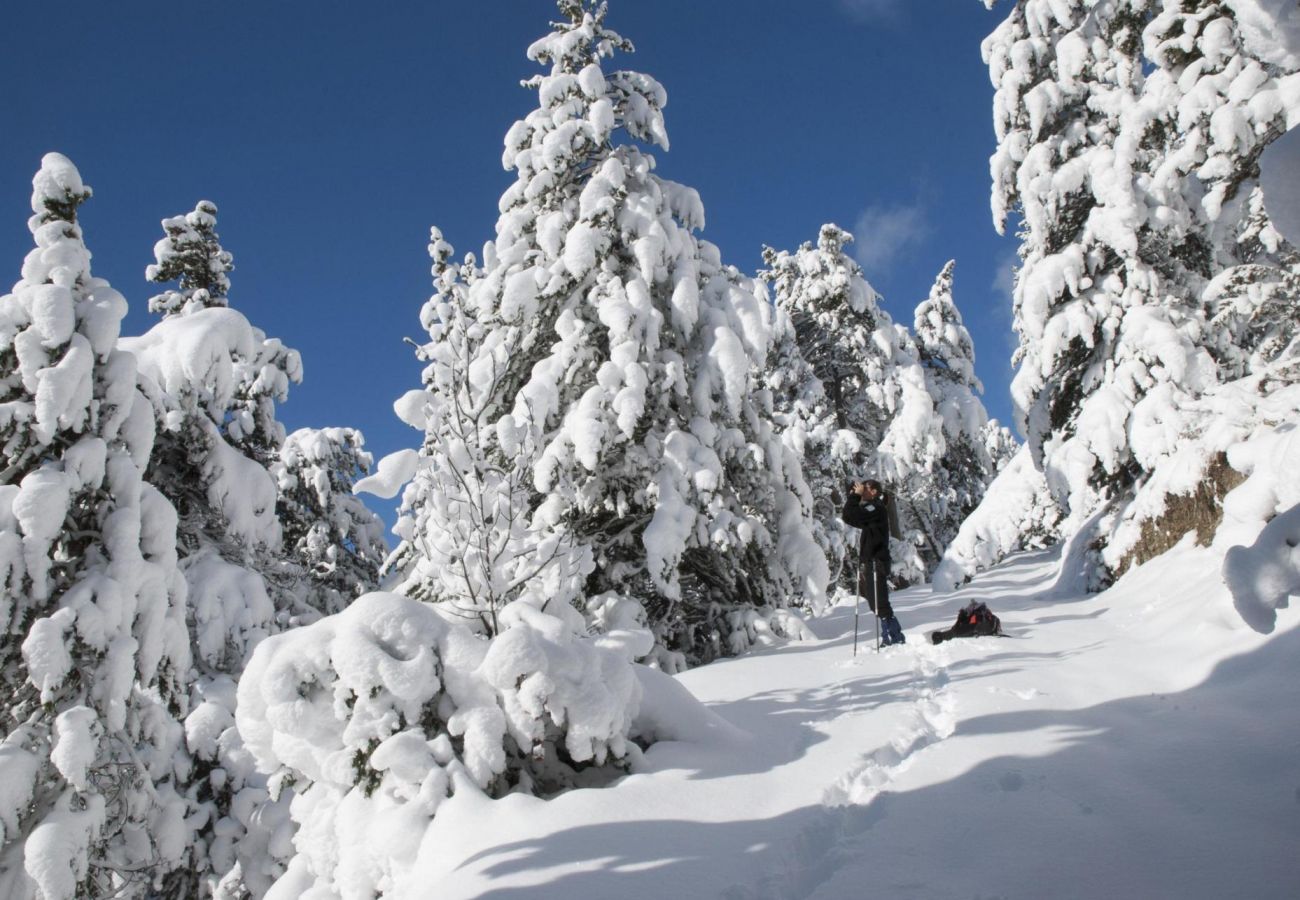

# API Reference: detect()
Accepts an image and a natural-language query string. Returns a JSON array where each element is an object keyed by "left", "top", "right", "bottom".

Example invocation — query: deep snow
[{"left": 404, "top": 540, "right": 1299, "bottom": 899}]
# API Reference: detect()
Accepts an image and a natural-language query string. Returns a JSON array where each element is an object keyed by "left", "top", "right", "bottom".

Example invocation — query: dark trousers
[{"left": 858, "top": 557, "right": 893, "bottom": 618}]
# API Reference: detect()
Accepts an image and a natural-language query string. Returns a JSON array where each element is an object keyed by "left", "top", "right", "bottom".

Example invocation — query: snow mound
[{"left": 238, "top": 591, "right": 647, "bottom": 897}]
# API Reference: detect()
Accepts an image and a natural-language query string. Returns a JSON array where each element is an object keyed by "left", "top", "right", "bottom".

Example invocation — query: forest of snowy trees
[{"left": 1, "top": 0, "right": 1296, "bottom": 896}]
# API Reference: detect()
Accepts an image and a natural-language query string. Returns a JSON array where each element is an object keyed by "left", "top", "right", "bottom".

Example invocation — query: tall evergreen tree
[
  {"left": 144, "top": 201, "right": 298, "bottom": 468},
  {"left": 127, "top": 200, "right": 304, "bottom": 896},
  {"left": 0, "top": 154, "right": 191, "bottom": 899},
  {"left": 389, "top": 0, "right": 825, "bottom": 663},
  {"left": 1141, "top": 0, "right": 1300, "bottom": 378},
  {"left": 145, "top": 200, "right": 232, "bottom": 318},
  {"left": 880, "top": 260, "right": 1001, "bottom": 574},
  {"left": 762, "top": 225, "right": 896, "bottom": 446},
  {"left": 758, "top": 293, "right": 855, "bottom": 592},
  {"left": 983, "top": 0, "right": 1217, "bottom": 543},
  {"left": 976, "top": 0, "right": 1297, "bottom": 580},
  {"left": 761, "top": 224, "right": 907, "bottom": 583}
]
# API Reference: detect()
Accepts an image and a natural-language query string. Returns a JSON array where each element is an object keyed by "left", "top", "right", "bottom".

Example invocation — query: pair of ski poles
[{"left": 852, "top": 557, "right": 880, "bottom": 657}]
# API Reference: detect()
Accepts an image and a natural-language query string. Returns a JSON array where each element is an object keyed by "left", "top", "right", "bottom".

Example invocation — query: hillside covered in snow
[{"left": 385, "top": 539, "right": 1299, "bottom": 900}]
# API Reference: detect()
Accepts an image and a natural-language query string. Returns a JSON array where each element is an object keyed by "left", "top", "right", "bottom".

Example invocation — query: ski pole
[
  {"left": 872, "top": 558, "right": 880, "bottom": 653},
  {"left": 852, "top": 557, "right": 861, "bottom": 657}
]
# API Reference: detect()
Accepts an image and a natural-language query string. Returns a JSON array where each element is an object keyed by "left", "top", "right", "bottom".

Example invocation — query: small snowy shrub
[{"left": 237, "top": 591, "right": 643, "bottom": 897}]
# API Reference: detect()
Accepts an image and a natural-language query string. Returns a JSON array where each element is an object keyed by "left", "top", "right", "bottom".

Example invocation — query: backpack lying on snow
[{"left": 931, "top": 601, "right": 1002, "bottom": 644}]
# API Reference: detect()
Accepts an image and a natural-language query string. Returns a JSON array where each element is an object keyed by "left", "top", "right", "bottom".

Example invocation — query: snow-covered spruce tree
[
  {"left": 760, "top": 224, "right": 908, "bottom": 586},
  {"left": 983, "top": 416, "right": 1020, "bottom": 474},
  {"left": 382, "top": 230, "right": 592, "bottom": 637},
  {"left": 0, "top": 154, "right": 191, "bottom": 899},
  {"left": 125, "top": 200, "right": 305, "bottom": 896},
  {"left": 145, "top": 201, "right": 300, "bottom": 470},
  {"left": 757, "top": 291, "right": 856, "bottom": 594},
  {"left": 982, "top": 0, "right": 1218, "bottom": 574},
  {"left": 883, "top": 260, "right": 1000, "bottom": 573},
  {"left": 271, "top": 427, "right": 386, "bottom": 619},
  {"left": 388, "top": 0, "right": 825, "bottom": 663},
  {"left": 978, "top": 0, "right": 1298, "bottom": 583},
  {"left": 1095, "top": 0, "right": 1300, "bottom": 573},
  {"left": 146, "top": 200, "right": 231, "bottom": 318},
  {"left": 269, "top": 226, "right": 651, "bottom": 895},
  {"left": 761, "top": 225, "right": 896, "bottom": 451},
  {"left": 1139, "top": 0, "right": 1299, "bottom": 379}
]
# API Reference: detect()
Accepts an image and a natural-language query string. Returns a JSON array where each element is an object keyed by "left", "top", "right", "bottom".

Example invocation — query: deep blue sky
[{"left": 1, "top": 0, "right": 1020, "bottom": 534}]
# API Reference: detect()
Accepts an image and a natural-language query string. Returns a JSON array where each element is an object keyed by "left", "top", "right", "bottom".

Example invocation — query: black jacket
[{"left": 842, "top": 493, "right": 890, "bottom": 562}]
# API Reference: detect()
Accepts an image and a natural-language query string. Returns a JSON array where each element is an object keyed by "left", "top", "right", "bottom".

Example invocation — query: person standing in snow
[{"left": 843, "top": 479, "right": 905, "bottom": 645}]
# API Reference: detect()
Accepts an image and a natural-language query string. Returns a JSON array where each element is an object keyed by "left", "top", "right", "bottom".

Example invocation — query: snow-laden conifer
[
  {"left": 762, "top": 225, "right": 896, "bottom": 448},
  {"left": 761, "top": 224, "right": 914, "bottom": 582},
  {"left": 146, "top": 200, "right": 232, "bottom": 318},
  {"left": 235, "top": 591, "right": 648, "bottom": 897},
  {"left": 144, "top": 201, "right": 298, "bottom": 468},
  {"left": 880, "top": 260, "right": 1000, "bottom": 573},
  {"left": 1094, "top": 1, "right": 1300, "bottom": 573},
  {"left": 982, "top": 0, "right": 1218, "bottom": 574},
  {"left": 271, "top": 427, "right": 386, "bottom": 619},
  {"left": 126, "top": 200, "right": 305, "bottom": 896},
  {"left": 381, "top": 0, "right": 825, "bottom": 662},
  {"left": 976, "top": 0, "right": 1298, "bottom": 583},
  {"left": 0, "top": 154, "right": 191, "bottom": 899},
  {"left": 1140, "top": 1, "right": 1299, "bottom": 379},
  {"left": 758, "top": 295, "right": 857, "bottom": 594}
]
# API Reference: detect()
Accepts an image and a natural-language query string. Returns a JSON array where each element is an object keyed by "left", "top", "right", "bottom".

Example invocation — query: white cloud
[
  {"left": 989, "top": 250, "right": 1021, "bottom": 376},
  {"left": 992, "top": 251, "right": 1017, "bottom": 299},
  {"left": 851, "top": 201, "right": 929, "bottom": 277},
  {"left": 837, "top": 0, "right": 907, "bottom": 24}
]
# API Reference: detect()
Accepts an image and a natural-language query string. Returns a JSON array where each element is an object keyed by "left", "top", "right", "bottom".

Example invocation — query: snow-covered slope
[{"left": 402, "top": 540, "right": 1298, "bottom": 899}]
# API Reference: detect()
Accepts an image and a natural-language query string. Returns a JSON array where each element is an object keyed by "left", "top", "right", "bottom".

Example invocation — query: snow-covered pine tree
[
  {"left": 0, "top": 154, "right": 191, "bottom": 899},
  {"left": 762, "top": 225, "right": 896, "bottom": 450},
  {"left": 126, "top": 200, "right": 305, "bottom": 896},
  {"left": 894, "top": 260, "right": 1000, "bottom": 571},
  {"left": 758, "top": 290, "right": 856, "bottom": 594},
  {"left": 872, "top": 328, "right": 938, "bottom": 585},
  {"left": 1097, "top": 0, "right": 1300, "bottom": 573},
  {"left": 146, "top": 200, "right": 231, "bottom": 318},
  {"left": 387, "top": 0, "right": 825, "bottom": 663},
  {"left": 272, "top": 427, "right": 387, "bottom": 619},
  {"left": 982, "top": 0, "right": 1218, "bottom": 566},
  {"left": 761, "top": 224, "right": 905, "bottom": 585},
  {"left": 977, "top": 0, "right": 1298, "bottom": 583},
  {"left": 1140, "top": 0, "right": 1300, "bottom": 379},
  {"left": 144, "top": 201, "right": 299, "bottom": 469},
  {"left": 983, "top": 416, "right": 1020, "bottom": 475}
]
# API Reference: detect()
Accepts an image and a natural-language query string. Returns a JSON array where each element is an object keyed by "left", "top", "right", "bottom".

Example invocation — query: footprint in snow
[{"left": 823, "top": 642, "right": 955, "bottom": 807}]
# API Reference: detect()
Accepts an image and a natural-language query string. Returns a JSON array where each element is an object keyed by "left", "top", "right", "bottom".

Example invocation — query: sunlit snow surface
[{"left": 399, "top": 542, "right": 1298, "bottom": 899}]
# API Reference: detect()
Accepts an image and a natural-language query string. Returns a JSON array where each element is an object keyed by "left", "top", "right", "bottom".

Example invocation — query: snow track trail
[
  {"left": 823, "top": 643, "right": 955, "bottom": 807},
  {"left": 725, "top": 641, "right": 959, "bottom": 900}
]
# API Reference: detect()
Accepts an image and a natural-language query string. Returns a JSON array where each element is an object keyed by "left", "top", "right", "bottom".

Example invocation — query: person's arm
[{"left": 842, "top": 492, "right": 868, "bottom": 528}]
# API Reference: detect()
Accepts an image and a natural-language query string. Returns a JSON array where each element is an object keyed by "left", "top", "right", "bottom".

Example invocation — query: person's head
[{"left": 863, "top": 479, "right": 882, "bottom": 498}]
